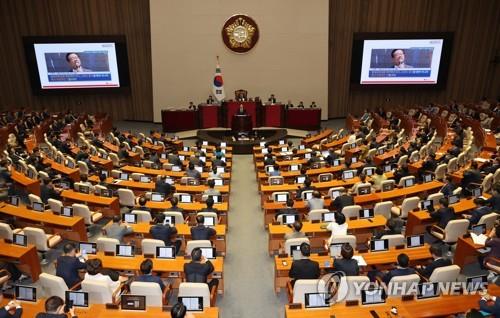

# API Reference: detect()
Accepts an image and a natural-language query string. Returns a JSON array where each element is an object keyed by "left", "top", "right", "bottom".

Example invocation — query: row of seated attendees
[
  {"left": 0, "top": 109, "right": 228, "bottom": 316},
  {"left": 253, "top": 101, "right": 499, "bottom": 316}
]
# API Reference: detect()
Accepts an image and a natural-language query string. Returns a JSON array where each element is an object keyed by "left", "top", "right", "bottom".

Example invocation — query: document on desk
[
  {"left": 353, "top": 255, "right": 367, "bottom": 266},
  {"left": 471, "top": 233, "right": 488, "bottom": 245}
]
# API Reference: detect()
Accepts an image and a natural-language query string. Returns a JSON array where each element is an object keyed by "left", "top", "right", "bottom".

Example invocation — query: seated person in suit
[
  {"left": 373, "top": 218, "right": 403, "bottom": 239},
  {"left": 275, "top": 199, "right": 298, "bottom": 220},
  {"left": 155, "top": 175, "right": 175, "bottom": 198},
  {"left": 371, "top": 168, "right": 388, "bottom": 191},
  {"left": 440, "top": 176, "right": 456, "bottom": 196},
  {"left": 35, "top": 296, "right": 75, "bottom": 318},
  {"left": 211, "top": 154, "right": 226, "bottom": 167},
  {"left": 268, "top": 94, "right": 277, "bottom": 104},
  {"left": 284, "top": 221, "right": 306, "bottom": 240},
  {"left": 40, "top": 178, "right": 62, "bottom": 204},
  {"left": 117, "top": 143, "right": 130, "bottom": 161},
  {"left": 421, "top": 154, "right": 437, "bottom": 174},
  {"left": 150, "top": 214, "right": 181, "bottom": 254},
  {"left": 393, "top": 164, "right": 410, "bottom": 184},
  {"left": 486, "top": 183, "right": 500, "bottom": 211},
  {"left": 370, "top": 253, "right": 416, "bottom": 284},
  {"left": 184, "top": 247, "right": 218, "bottom": 291},
  {"left": 83, "top": 259, "right": 123, "bottom": 293},
  {"left": 200, "top": 197, "right": 219, "bottom": 213},
  {"left": 105, "top": 215, "right": 133, "bottom": 243},
  {"left": 0, "top": 299, "right": 22, "bottom": 318},
  {"left": 289, "top": 243, "right": 320, "bottom": 286},
  {"left": 333, "top": 243, "right": 359, "bottom": 276},
  {"left": 330, "top": 190, "right": 354, "bottom": 212},
  {"left": 416, "top": 244, "right": 451, "bottom": 279},
  {"left": 98, "top": 173, "right": 108, "bottom": 187},
  {"left": 203, "top": 179, "right": 221, "bottom": 196},
  {"left": 479, "top": 293, "right": 500, "bottom": 317},
  {"left": 430, "top": 197, "right": 456, "bottom": 229},
  {"left": 307, "top": 151, "right": 321, "bottom": 166},
  {"left": 326, "top": 212, "right": 348, "bottom": 246},
  {"left": 137, "top": 197, "right": 152, "bottom": 212},
  {"left": 295, "top": 178, "right": 315, "bottom": 199},
  {"left": 56, "top": 243, "right": 86, "bottom": 289},
  {"left": 285, "top": 100, "right": 294, "bottom": 109},
  {"left": 167, "top": 197, "right": 184, "bottom": 213},
  {"left": 206, "top": 95, "right": 215, "bottom": 104},
  {"left": 186, "top": 163, "right": 201, "bottom": 180},
  {"left": 305, "top": 191, "right": 324, "bottom": 211},
  {"left": 324, "top": 148, "right": 339, "bottom": 166},
  {"left": 264, "top": 154, "right": 275, "bottom": 166},
  {"left": 190, "top": 215, "right": 216, "bottom": 240},
  {"left": 135, "top": 259, "right": 165, "bottom": 290},
  {"left": 167, "top": 150, "right": 183, "bottom": 167},
  {"left": 483, "top": 223, "right": 500, "bottom": 270},
  {"left": 208, "top": 166, "right": 223, "bottom": 179},
  {"left": 463, "top": 198, "right": 492, "bottom": 226},
  {"left": 461, "top": 162, "right": 482, "bottom": 195},
  {"left": 350, "top": 173, "right": 370, "bottom": 195},
  {"left": 237, "top": 104, "right": 247, "bottom": 115}
]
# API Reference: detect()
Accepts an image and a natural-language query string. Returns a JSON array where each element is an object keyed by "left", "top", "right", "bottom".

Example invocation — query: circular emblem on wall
[{"left": 222, "top": 14, "right": 259, "bottom": 53}]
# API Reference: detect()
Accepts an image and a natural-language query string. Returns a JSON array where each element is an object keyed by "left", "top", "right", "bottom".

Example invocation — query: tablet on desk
[
  {"left": 466, "top": 275, "right": 488, "bottom": 292},
  {"left": 471, "top": 224, "right": 487, "bottom": 236},
  {"left": 422, "top": 174, "right": 433, "bottom": 183},
  {"left": 61, "top": 206, "right": 73, "bottom": 217},
  {"left": 139, "top": 176, "right": 151, "bottom": 183},
  {"left": 364, "top": 168, "right": 375, "bottom": 176},
  {"left": 203, "top": 216, "right": 216, "bottom": 226},
  {"left": 156, "top": 246, "right": 176, "bottom": 259},
  {"left": 417, "top": 282, "right": 440, "bottom": 299},
  {"left": 9, "top": 196, "right": 20, "bottom": 206},
  {"left": 199, "top": 247, "right": 216, "bottom": 260},
  {"left": 342, "top": 171, "right": 354, "bottom": 180},
  {"left": 15, "top": 285, "right": 36, "bottom": 302},
  {"left": 404, "top": 178, "right": 415, "bottom": 187},
  {"left": 180, "top": 194, "right": 192, "bottom": 203},
  {"left": 370, "top": 239, "right": 389, "bottom": 252},
  {"left": 305, "top": 292, "right": 331, "bottom": 308},
  {"left": 13, "top": 234, "right": 27, "bottom": 247},
  {"left": 116, "top": 245, "right": 135, "bottom": 257},
  {"left": 420, "top": 200, "right": 434, "bottom": 211},
  {"left": 79, "top": 242, "right": 97, "bottom": 255},
  {"left": 322, "top": 212, "right": 335, "bottom": 223},
  {"left": 121, "top": 295, "right": 146, "bottom": 311},
  {"left": 359, "top": 208, "right": 374, "bottom": 219},
  {"left": 151, "top": 193, "right": 164, "bottom": 202},
  {"left": 447, "top": 194, "right": 459, "bottom": 205},
  {"left": 66, "top": 291, "right": 89, "bottom": 308},
  {"left": 276, "top": 193, "right": 289, "bottom": 203},
  {"left": 329, "top": 243, "right": 343, "bottom": 258},
  {"left": 119, "top": 173, "right": 129, "bottom": 181},
  {"left": 296, "top": 176, "right": 306, "bottom": 184},
  {"left": 32, "top": 202, "right": 45, "bottom": 212},
  {"left": 333, "top": 159, "right": 341, "bottom": 167},
  {"left": 361, "top": 288, "right": 386, "bottom": 305},
  {"left": 290, "top": 245, "right": 302, "bottom": 260},
  {"left": 283, "top": 214, "right": 299, "bottom": 225},
  {"left": 406, "top": 234, "right": 424, "bottom": 248},
  {"left": 290, "top": 164, "right": 299, "bottom": 171},
  {"left": 179, "top": 296, "right": 203, "bottom": 312},
  {"left": 122, "top": 213, "right": 137, "bottom": 224},
  {"left": 163, "top": 215, "right": 175, "bottom": 225}
]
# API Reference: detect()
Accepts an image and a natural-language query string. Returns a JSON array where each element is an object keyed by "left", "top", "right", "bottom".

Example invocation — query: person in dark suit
[
  {"left": 0, "top": 300, "right": 22, "bottom": 318},
  {"left": 206, "top": 95, "right": 215, "bottom": 104},
  {"left": 268, "top": 94, "right": 277, "bottom": 104},
  {"left": 289, "top": 243, "right": 320, "bottom": 286},
  {"left": 55, "top": 243, "right": 86, "bottom": 289},
  {"left": 372, "top": 253, "right": 416, "bottom": 284},
  {"left": 430, "top": 197, "right": 456, "bottom": 229},
  {"left": 333, "top": 243, "right": 359, "bottom": 276},
  {"left": 440, "top": 176, "right": 456, "bottom": 196},
  {"left": 170, "top": 303, "right": 187, "bottom": 318},
  {"left": 40, "top": 179, "right": 62, "bottom": 204},
  {"left": 200, "top": 197, "right": 219, "bottom": 213},
  {"left": 484, "top": 224, "right": 500, "bottom": 266},
  {"left": 295, "top": 178, "right": 315, "bottom": 199},
  {"left": 150, "top": 214, "right": 181, "bottom": 254},
  {"left": 479, "top": 294, "right": 500, "bottom": 317},
  {"left": 135, "top": 259, "right": 165, "bottom": 291},
  {"left": 184, "top": 248, "right": 218, "bottom": 291},
  {"left": 190, "top": 215, "right": 216, "bottom": 240},
  {"left": 393, "top": 164, "right": 410, "bottom": 184},
  {"left": 331, "top": 191, "right": 354, "bottom": 212},
  {"left": 35, "top": 296, "right": 77, "bottom": 318},
  {"left": 211, "top": 154, "right": 226, "bottom": 168},
  {"left": 136, "top": 197, "right": 152, "bottom": 212},
  {"left": 461, "top": 162, "right": 482, "bottom": 194},
  {"left": 264, "top": 154, "right": 275, "bottom": 166},
  {"left": 167, "top": 197, "right": 184, "bottom": 213},
  {"left": 167, "top": 151, "right": 183, "bottom": 167},
  {"left": 155, "top": 175, "right": 174, "bottom": 198},
  {"left": 373, "top": 218, "right": 404, "bottom": 239},
  {"left": 117, "top": 143, "right": 130, "bottom": 160},
  {"left": 416, "top": 244, "right": 451, "bottom": 279},
  {"left": 324, "top": 148, "right": 339, "bottom": 166},
  {"left": 237, "top": 104, "right": 247, "bottom": 115},
  {"left": 486, "top": 183, "right": 500, "bottom": 211},
  {"left": 464, "top": 198, "right": 492, "bottom": 226},
  {"left": 275, "top": 199, "right": 298, "bottom": 220},
  {"left": 421, "top": 153, "right": 437, "bottom": 175}
]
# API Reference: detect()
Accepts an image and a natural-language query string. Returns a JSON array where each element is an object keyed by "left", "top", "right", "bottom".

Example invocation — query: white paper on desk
[
  {"left": 471, "top": 233, "right": 488, "bottom": 245},
  {"left": 353, "top": 255, "right": 367, "bottom": 266},
  {"left": 280, "top": 151, "right": 293, "bottom": 156},
  {"left": 474, "top": 158, "right": 489, "bottom": 163}
]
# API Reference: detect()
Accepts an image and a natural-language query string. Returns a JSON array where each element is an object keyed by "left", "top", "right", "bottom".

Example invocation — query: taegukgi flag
[{"left": 212, "top": 56, "right": 225, "bottom": 102}]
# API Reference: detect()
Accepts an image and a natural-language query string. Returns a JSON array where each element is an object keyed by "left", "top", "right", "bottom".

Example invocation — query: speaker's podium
[{"left": 232, "top": 114, "right": 252, "bottom": 133}]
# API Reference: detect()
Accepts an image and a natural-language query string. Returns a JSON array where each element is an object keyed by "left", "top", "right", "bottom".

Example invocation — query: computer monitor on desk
[
  {"left": 305, "top": 293, "right": 330, "bottom": 308},
  {"left": 179, "top": 296, "right": 203, "bottom": 312},
  {"left": 406, "top": 235, "right": 424, "bottom": 248},
  {"left": 121, "top": 295, "right": 146, "bottom": 311},
  {"left": 283, "top": 214, "right": 299, "bottom": 225},
  {"left": 156, "top": 246, "right": 176, "bottom": 259},
  {"left": 370, "top": 239, "right": 389, "bottom": 252},
  {"left": 361, "top": 288, "right": 386, "bottom": 305},
  {"left": 66, "top": 291, "right": 89, "bottom": 308},
  {"left": 116, "top": 245, "right": 135, "bottom": 257},
  {"left": 200, "top": 247, "right": 216, "bottom": 260},
  {"left": 15, "top": 285, "right": 36, "bottom": 302}
]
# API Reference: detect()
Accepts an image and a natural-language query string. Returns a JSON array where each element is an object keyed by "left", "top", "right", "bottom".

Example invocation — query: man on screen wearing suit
[
  {"left": 66, "top": 52, "right": 93, "bottom": 72},
  {"left": 391, "top": 49, "right": 413, "bottom": 69}
]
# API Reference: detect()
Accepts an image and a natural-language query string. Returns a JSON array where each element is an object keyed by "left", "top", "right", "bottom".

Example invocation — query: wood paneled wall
[
  {"left": 328, "top": 0, "right": 500, "bottom": 118},
  {"left": 0, "top": 0, "right": 153, "bottom": 121}
]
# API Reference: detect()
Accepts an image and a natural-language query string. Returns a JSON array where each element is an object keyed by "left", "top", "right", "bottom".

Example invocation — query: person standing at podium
[
  {"left": 237, "top": 104, "right": 247, "bottom": 115},
  {"left": 206, "top": 95, "right": 215, "bottom": 104},
  {"left": 268, "top": 94, "right": 277, "bottom": 104}
]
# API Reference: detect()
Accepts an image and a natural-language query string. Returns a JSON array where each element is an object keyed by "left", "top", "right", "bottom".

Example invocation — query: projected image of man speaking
[
  {"left": 391, "top": 49, "right": 413, "bottom": 69},
  {"left": 66, "top": 52, "right": 92, "bottom": 72}
]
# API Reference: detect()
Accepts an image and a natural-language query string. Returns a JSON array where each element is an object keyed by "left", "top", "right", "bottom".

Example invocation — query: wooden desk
[
  {"left": 268, "top": 216, "right": 387, "bottom": 255},
  {"left": 61, "top": 190, "right": 120, "bottom": 213},
  {"left": 10, "top": 169, "right": 40, "bottom": 196},
  {"left": 0, "top": 240, "right": 41, "bottom": 281},
  {"left": 0, "top": 203, "right": 87, "bottom": 241},
  {"left": 103, "top": 142, "right": 140, "bottom": 161},
  {"left": 453, "top": 236, "right": 484, "bottom": 269},
  {"left": 145, "top": 201, "right": 228, "bottom": 213},
  {"left": 285, "top": 302, "right": 411, "bottom": 318},
  {"left": 274, "top": 245, "right": 431, "bottom": 293},
  {"left": 302, "top": 129, "right": 334, "bottom": 146},
  {"left": 121, "top": 165, "right": 231, "bottom": 180},
  {"left": 88, "top": 252, "right": 225, "bottom": 294},
  {"left": 42, "top": 158, "right": 80, "bottom": 181},
  {"left": 322, "top": 136, "right": 348, "bottom": 149},
  {"left": 0, "top": 300, "right": 219, "bottom": 318},
  {"left": 130, "top": 223, "right": 227, "bottom": 254},
  {"left": 376, "top": 181, "right": 443, "bottom": 201}
]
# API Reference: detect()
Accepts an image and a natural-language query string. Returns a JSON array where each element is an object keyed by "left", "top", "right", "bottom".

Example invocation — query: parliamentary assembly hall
[{"left": 0, "top": 0, "right": 499, "bottom": 317}]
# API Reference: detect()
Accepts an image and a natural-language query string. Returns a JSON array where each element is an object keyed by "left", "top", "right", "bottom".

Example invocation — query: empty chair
[
  {"left": 111, "top": 169, "right": 121, "bottom": 179},
  {"left": 130, "top": 281, "right": 168, "bottom": 307},
  {"left": 162, "top": 211, "right": 186, "bottom": 224},
  {"left": 81, "top": 280, "right": 121, "bottom": 304},
  {"left": 117, "top": 189, "right": 136, "bottom": 207},
  {"left": 134, "top": 146, "right": 144, "bottom": 158},
  {"left": 398, "top": 176, "right": 416, "bottom": 187},
  {"left": 409, "top": 151, "right": 420, "bottom": 163},
  {"left": 397, "top": 155, "right": 408, "bottom": 167},
  {"left": 39, "top": 273, "right": 74, "bottom": 299},
  {"left": 23, "top": 227, "right": 62, "bottom": 264},
  {"left": 28, "top": 194, "right": 42, "bottom": 206},
  {"left": 0, "top": 223, "right": 22, "bottom": 241},
  {"left": 447, "top": 158, "right": 458, "bottom": 173},
  {"left": 335, "top": 276, "right": 370, "bottom": 303},
  {"left": 141, "top": 239, "right": 165, "bottom": 255},
  {"left": 288, "top": 279, "right": 327, "bottom": 305},
  {"left": 143, "top": 160, "right": 154, "bottom": 168},
  {"left": 318, "top": 173, "right": 333, "bottom": 182},
  {"left": 427, "top": 193, "right": 444, "bottom": 206},
  {"left": 380, "top": 234, "right": 405, "bottom": 248},
  {"left": 185, "top": 240, "right": 212, "bottom": 255},
  {"left": 481, "top": 173, "right": 494, "bottom": 193},
  {"left": 131, "top": 173, "right": 145, "bottom": 182},
  {"left": 428, "top": 265, "right": 461, "bottom": 283},
  {"left": 374, "top": 201, "right": 393, "bottom": 220},
  {"left": 109, "top": 153, "right": 120, "bottom": 168},
  {"left": 72, "top": 204, "right": 103, "bottom": 225},
  {"left": 430, "top": 219, "right": 469, "bottom": 250},
  {"left": 391, "top": 196, "right": 419, "bottom": 218},
  {"left": 284, "top": 238, "right": 310, "bottom": 257},
  {"left": 419, "top": 145, "right": 428, "bottom": 158},
  {"left": 131, "top": 210, "right": 153, "bottom": 223},
  {"left": 452, "top": 187, "right": 462, "bottom": 196},
  {"left": 307, "top": 209, "right": 329, "bottom": 222},
  {"left": 178, "top": 282, "right": 216, "bottom": 308},
  {"left": 385, "top": 274, "right": 421, "bottom": 297},
  {"left": 48, "top": 199, "right": 63, "bottom": 214},
  {"left": 77, "top": 161, "right": 89, "bottom": 176},
  {"left": 366, "top": 148, "right": 377, "bottom": 160},
  {"left": 96, "top": 237, "right": 120, "bottom": 253},
  {"left": 477, "top": 213, "right": 498, "bottom": 231},
  {"left": 328, "top": 235, "right": 357, "bottom": 248},
  {"left": 380, "top": 180, "right": 396, "bottom": 192},
  {"left": 434, "top": 164, "right": 447, "bottom": 181},
  {"left": 341, "top": 205, "right": 362, "bottom": 219}
]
